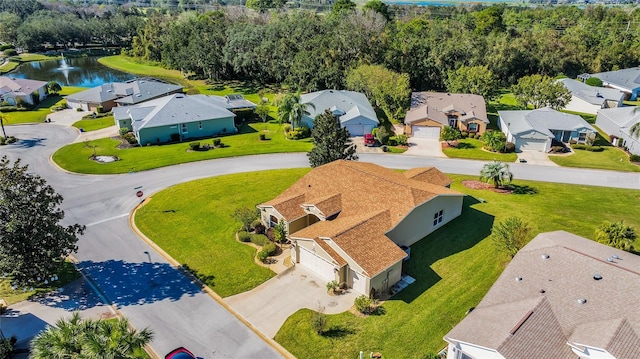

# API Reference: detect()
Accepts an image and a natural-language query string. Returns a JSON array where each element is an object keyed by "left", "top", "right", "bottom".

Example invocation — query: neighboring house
[
  {"left": 257, "top": 160, "right": 464, "bottom": 296},
  {"left": 557, "top": 78, "right": 625, "bottom": 115},
  {"left": 0, "top": 76, "right": 48, "bottom": 106},
  {"left": 300, "top": 90, "right": 379, "bottom": 136},
  {"left": 66, "top": 78, "right": 183, "bottom": 112},
  {"left": 498, "top": 107, "right": 596, "bottom": 152},
  {"left": 404, "top": 92, "right": 489, "bottom": 139},
  {"left": 596, "top": 106, "right": 640, "bottom": 156},
  {"left": 445, "top": 230, "right": 640, "bottom": 359},
  {"left": 583, "top": 68, "right": 640, "bottom": 101},
  {"left": 113, "top": 94, "right": 236, "bottom": 145}
]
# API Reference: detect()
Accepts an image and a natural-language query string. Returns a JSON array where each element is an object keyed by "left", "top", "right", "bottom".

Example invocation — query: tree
[
  {"left": 363, "top": 0, "right": 390, "bottom": 21},
  {"left": 0, "top": 156, "right": 84, "bottom": 287},
  {"left": 273, "top": 221, "right": 287, "bottom": 244},
  {"left": 481, "top": 130, "right": 506, "bottom": 152},
  {"left": 30, "top": 312, "right": 153, "bottom": 359},
  {"left": 277, "top": 93, "right": 315, "bottom": 129},
  {"left": 332, "top": 0, "right": 356, "bottom": 14},
  {"left": 480, "top": 160, "right": 513, "bottom": 188},
  {"left": 246, "top": 0, "right": 284, "bottom": 12},
  {"left": 440, "top": 126, "right": 461, "bottom": 146},
  {"left": 233, "top": 207, "right": 258, "bottom": 232},
  {"left": 308, "top": 110, "right": 358, "bottom": 168},
  {"left": 47, "top": 81, "right": 62, "bottom": 95},
  {"left": 446, "top": 65, "right": 499, "bottom": 101},
  {"left": 595, "top": 220, "right": 637, "bottom": 252},
  {"left": 511, "top": 74, "right": 571, "bottom": 109},
  {"left": 0, "top": 114, "right": 6, "bottom": 139},
  {"left": 491, "top": 216, "right": 531, "bottom": 257},
  {"left": 255, "top": 104, "right": 270, "bottom": 122}
]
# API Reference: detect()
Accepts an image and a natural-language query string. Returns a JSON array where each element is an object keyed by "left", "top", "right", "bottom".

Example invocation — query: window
[
  {"left": 433, "top": 210, "right": 444, "bottom": 226},
  {"left": 448, "top": 116, "right": 458, "bottom": 128},
  {"left": 199, "top": 121, "right": 203, "bottom": 130},
  {"left": 270, "top": 215, "right": 278, "bottom": 227},
  {"left": 578, "top": 132, "right": 586, "bottom": 141},
  {"left": 181, "top": 123, "right": 188, "bottom": 134},
  {"left": 468, "top": 123, "right": 478, "bottom": 132}
]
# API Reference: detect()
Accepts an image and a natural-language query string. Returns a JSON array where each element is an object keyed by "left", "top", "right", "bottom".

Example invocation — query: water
[{"left": 8, "top": 56, "right": 135, "bottom": 87}]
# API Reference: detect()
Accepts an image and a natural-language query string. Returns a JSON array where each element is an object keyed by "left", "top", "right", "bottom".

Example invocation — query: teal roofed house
[{"left": 113, "top": 94, "right": 237, "bottom": 145}]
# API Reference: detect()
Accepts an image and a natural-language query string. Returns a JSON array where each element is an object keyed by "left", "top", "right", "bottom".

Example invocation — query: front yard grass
[
  {"left": 442, "top": 138, "right": 518, "bottom": 162},
  {"left": 133, "top": 168, "right": 640, "bottom": 357},
  {"left": 134, "top": 169, "right": 311, "bottom": 298},
  {"left": 52, "top": 122, "right": 312, "bottom": 174},
  {"left": 72, "top": 115, "right": 115, "bottom": 132},
  {"left": 1, "top": 87, "right": 86, "bottom": 125},
  {"left": 550, "top": 146, "right": 640, "bottom": 172},
  {"left": 0, "top": 261, "right": 80, "bottom": 305}
]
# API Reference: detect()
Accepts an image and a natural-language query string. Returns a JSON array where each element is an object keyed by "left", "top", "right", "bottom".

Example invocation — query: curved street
[{"left": 2, "top": 123, "right": 639, "bottom": 358}]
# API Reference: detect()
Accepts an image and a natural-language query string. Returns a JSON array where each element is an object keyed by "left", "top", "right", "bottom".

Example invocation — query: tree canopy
[
  {"left": 512, "top": 74, "right": 572, "bottom": 109},
  {"left": 0, "top": 156, "right": 84, "bottom": 287},
  {"left": 446, "top": 65, "right": 499, "bottom": 101},
  {"left": 308, "top": 110, "right": 358, "bottom": 168}
]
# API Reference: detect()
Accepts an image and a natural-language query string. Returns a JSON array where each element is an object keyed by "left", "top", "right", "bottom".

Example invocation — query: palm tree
[
  {"left": 480, "top": 160, "right": 513, "bottom": 188},
  {"left": 0, "top": 114, "right": 6, "bottom": 139},
  {"left": 277, "top": 92, "right": 315, "bottom": 129},
  {"left": 595, "top": 220, "right": 637, "bottom": 252},
  {"left": 30, "top": 312, "right": 153, "bottom": 359}
]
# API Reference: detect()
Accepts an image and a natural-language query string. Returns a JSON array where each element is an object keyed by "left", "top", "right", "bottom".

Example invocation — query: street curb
[{"left": 129, "top": 200, "right": 295, "bottom": 359}]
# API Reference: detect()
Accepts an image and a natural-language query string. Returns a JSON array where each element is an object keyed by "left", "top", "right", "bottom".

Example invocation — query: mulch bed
[{"left": 461, "top": 180, "right": 513, "bottom": 194}]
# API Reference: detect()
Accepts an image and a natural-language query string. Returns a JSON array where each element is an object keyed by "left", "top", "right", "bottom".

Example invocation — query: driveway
[
  {"left": 517, "top": 151, "right": 559, "bottom": 167},
  {"left": 351, "top": 136, "right": 382, "bottom": 154},
  {"left": 224, "top": 265, "right": 359, "bottom": 338},
  {"left": 404, "top": 137, "right": 446, "bottom": 157},
  {"left": 46, "top": 108, "right": 87, "bottom": 126}
]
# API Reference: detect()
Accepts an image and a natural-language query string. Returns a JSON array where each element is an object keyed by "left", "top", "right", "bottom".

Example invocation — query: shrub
[
  {"left": 262, "top": 241, "right": 277, "bottom": 256},
  {"left": 0, "top": 137, "right": 5, "bottom": 145},
  {"left": 474, "top": 134, "right": 481, "bottom": 139},
  {"left": 585, "top": 77, "right": 603, "bottom": 87},
  {"left": 395, "top": 134, "right": 408, "bottom": 146},
  {"left": 76, "top": 107, "right": 83, "bottom": 112},
  {"left": 312, "top": 311, "right": 327, "bottom": 335},
  {"left": 250, "top": 233, "right": 269, "bottom": 246},
  {"left": 569, "top": 139, "right": 577, "bottom": 145},
  {"left": 233, "top": 207, "right": 258, "bottom": 232},
  {"left": 491, "top": 216, "right": 531, "bottom": 257},
  {"left": 5, "top": 136, "right": 16, "bottom": 144},
  {"left": 0, "top": 44, "right": 14, "bottom": 50},
  {"left": 284, "top": 124, "right": 292, "bottom": 133},
  {"left": 189, "top": 142, "right": 200, "bottom": 150},
  {"left": 461, "top": 131, "right": 468, "bottom": 138},
  {"left": 631, "top": 154, "right": 640, "bottom": 162},
  {"left": 60, "top": 100, "right": 67, "bottom": 108},
  {"left": 387, "top": 137, "right": 398, "bottom": 146},
  {"left": 213, "top": 138, "right": 221, "bottom": 147},
  {"left": 3, "top": 49, "right": 17, "bottom": 56},
  {"left": 257, "top": 249, "right": 269, "bottom": 262},
  {"left": 326, "top": 280, "right": 339, "bottom": 293},
  {"left": 0, "top": 106, "right": 19, "bottom": 112},
  {"left": 273, "top": 221, "right": 287, "bottom": 243},
  {"left": 238, "top": 231, "right": 251, "bottom": 242},
  {"left": 122, "top": 133, "right": 137, "bottom": 145},
  {"left": 286, "top": 127, "right": 311, "bottom": 140},
  {"left": 504, "top": 142, "right": 515, "bottom": 153},
  {"left": 571, "top": 144, "right": 603, "bottom": 152},
  {"left": 375, "top": 126, "right": 390, "bottom": 145},
  {"left": 119, "top": 128, "right": 130, "bottom": 136},
  {"left": 170, "top": 133, "right": 180, "bottom": 142},
  {"left": 354, "top": 295, "right": 372, "bottom": 314},
  {"left": 96, "top": 106, "right": 104, "bottom": 113},
  {"left": 254, "top": 222, "right": 266, "bottom": 235}
]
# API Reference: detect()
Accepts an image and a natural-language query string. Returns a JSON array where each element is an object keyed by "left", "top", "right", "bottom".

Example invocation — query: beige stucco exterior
[{"left": 404, "top": 119, "right": 442, "bottom": 136}]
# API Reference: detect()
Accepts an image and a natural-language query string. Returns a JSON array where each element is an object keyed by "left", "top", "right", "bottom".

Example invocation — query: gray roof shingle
[
  {"left": 591, "top": 68, "right": 640, "bottom": 92},
  {"left": 300, "top": 90, "right": 379, "bottom": 125},
  {"left": 499, "top": 107, "right": 596, "bottom": 138},
  {"left": 558, "top": 78, "right": 625, "bottom": 105}
]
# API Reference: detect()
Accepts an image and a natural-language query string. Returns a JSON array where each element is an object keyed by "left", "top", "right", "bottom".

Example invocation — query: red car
[
  {"left": 364, "top": 133, "right": 375, "bottom": 147},
  {"left": 165, "top": 347, "right": 196, "bottom": 359}
]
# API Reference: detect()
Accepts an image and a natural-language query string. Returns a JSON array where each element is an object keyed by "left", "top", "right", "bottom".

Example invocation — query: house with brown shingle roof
[
  {"left": 404, "top": 92, "right": 489, "bottom": 139},
  {"left": 444, "top": 231, "right": 640, "bottom": 359},
  {"left": 257, "top": 160, "right": 464, "bottom": 296}
]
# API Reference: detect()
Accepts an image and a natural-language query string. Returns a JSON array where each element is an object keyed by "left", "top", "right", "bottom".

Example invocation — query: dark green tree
[
  {"left": 595, "top": 220, "right": 637, "bottom": 252},
  {"left": 332, "top": 0, "right": 356, "bottom": 14},
  {"left": 47, "top": 81, "right": 62, "bottom": 95},
  {"left": 446, "top": 65, "right": 499, "bottom": 101},
  {"left": 246, "top": 0, "right": 285, "bottom": 12},
  {"left": 363, "top": 0, "right": 390, "bottom": 21},
  {"left": 308, "top": 110, "right": 358, "bottom": 168},
  {"left": 585, "top": 77, "right": 603, "bottom": 87},
  {"left": 512, "top": 74, "right": 572, "bottom": 109},
  {"left": 0, "top": 156, "right": 85, "bottom": 287}
]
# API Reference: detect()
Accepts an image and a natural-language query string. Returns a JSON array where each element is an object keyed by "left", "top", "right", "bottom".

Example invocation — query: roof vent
[
  {"left": 541, "top": 254, "right": 550, "bottom": 259},
  {"left": 612, "top": 254, "right": 620, "bottom": 259},
  {"left": 515, "top": 276, "right": 522, "bottom": 282},
  {"left": 593, "top": 274, "right": 602, "bottom": 280},
  {"left": 539, "top": 289, "right": 545, "bottom": 294},
  {"left": 607, "top": 257, "right": 614, "bottom": 262},
  {"left": 578, "top": 298, "right": 587, "bottom": 305}
]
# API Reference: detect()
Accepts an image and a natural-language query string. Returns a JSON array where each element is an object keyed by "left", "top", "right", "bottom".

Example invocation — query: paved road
[{"left": 2, "top": 123, "right": 639, "bottom": 358}]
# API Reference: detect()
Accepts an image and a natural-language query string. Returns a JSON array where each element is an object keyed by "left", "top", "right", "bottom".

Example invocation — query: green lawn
[
  {"left": 0, "top": 261, "right": 80, "bottom": 305},
  {"left": 98, "top": 56, "right": 191, "bottom": 88},
  {"left": 52, "top": 122, "right": 312, "bottom": 174},
  {"left": 73, "top": 115, "right": 115, "bottom": 132},
  {"left": 0, "top": 54, "right": 57, "bottom": 74},
  {"left": 442, "top": 138, "right": 518, "bottom": 162},
  {"left": 550, "top": 146, "right": 640, "bottom": 172},
  {"left": 134, "top": 169, "right": 311, "bottom": 297},
  {"left": 1, "top": 87, "right": 86, "bottom": 125},
  {"left": 133, "top": 168, "right": 640, "bottom": 357}
]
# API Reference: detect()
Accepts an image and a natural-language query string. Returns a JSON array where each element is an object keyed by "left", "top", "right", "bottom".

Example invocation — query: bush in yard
[
  {"left": 257, "top": 248, "right": 269, "bottom": 262},
  {"left": 461, "top": 131, "right": 468, "bottom": 138},
  {"left": 440, "top": 125, "right": 461, "bottom": 145},
  {"left": 3, "top": 49, "right": 17, "bottom": 56},
  {"left": 395, "top": 134, "right": 408, "bottom": 146},
  {"left": 504, "top": 142, "right": 515, "bottom": 153},
  {"left": 387, "top": 137, "right": 398, "bottom": 146},
  {"left": 481, "top": 130, "right": 506, "bottom": 152},
  {"left": 273, "top": 221, "right": 287, "bottom": 243},
  {"left": 250, "top": 233, "right": 269, "bottom": 246},
  {"left": 326, "top": 280, "right": 339, "bottom": 294},
  {"left": 122, "top": 133, "right": 137, "bottom": 145},
  {"left": 0, "top": 137, "right": 5, "bottom": 145},
  {"left": 595, "top": 220, "right": 637, "bottom": 252},
  {"left": 630, "top": 154, "right": 640, "bottom": 162},
  {"left": 374, "top": 126, "right": 390, "bottom": 145},
  {"left": 262, "top": 241, "right": 277, "bottom": 255},
  {"left": 233, "top": 207, "right": 258, "bottom": 232},
  {"left": 491, "top": 216, "right": 531, "bottom": 257},
  {"left": 119, "top": 128, "right": 129, "bottom": 136},
  {"left": 189, "top": 142, "right": 200, "bottom": 150},
  {"left": 213, "top": 138, "right": 221, "bottom": 147},
  {"left": 238, "top": 231, "right": 251, "bottom": 242},
  {"left": 311, "top": 306, "right": 327, "bottom": 335},
  {"left": 284, "top": 124, "right": 292, "bottom": 133},
  {"left": 569, "top": 139, "right": 577, "bottom": 145},
  {"left": 354, "top": 295, "right": 372, "bottom": 314}
]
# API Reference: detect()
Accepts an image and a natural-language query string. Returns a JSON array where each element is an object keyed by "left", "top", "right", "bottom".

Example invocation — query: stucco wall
[
  {"left": 386, "top": 195, "right": 464, "bottom": 247},
  {"left": 564, "top": 97, "right": 601, "bottom": 115},
  {"left": 368, "top": 260, "right": 403, "bottom": 297},
  {"left": 137, "top": 117, "right": 235, "bottom": 145}
]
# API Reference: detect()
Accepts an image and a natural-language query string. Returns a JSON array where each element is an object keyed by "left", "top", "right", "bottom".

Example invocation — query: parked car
[
  {"left": 364, "top": 133, "right": 375, "bottom": 147},
  {"left": 165, "top": 347, "right": 196, "bottom": 359}
]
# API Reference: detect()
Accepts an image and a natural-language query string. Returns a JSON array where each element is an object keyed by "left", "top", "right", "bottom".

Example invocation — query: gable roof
[
  {"left": 300, "top": 90, "right": 379, "bottom": 125},
  {"left": 445, "top": 230, "right": 640, "bottom": 358},
  {"left": 0, "top": 76, "right": 48, "bottom": 97},
  {"left": 499, "top": 107, "right": 596, "bottom": 138},
  {"left": 66, "top": 78, "right": 182, "bottom": 104},
  {"left": 113, "top": 94, "right": 235, "bottom": 131},
  {"left": 208, "top": 94, "right": 257, "bottom": 111},
  {"left": 260, "top": 160, "right": 463, "bottom": 277},
  {"left": 405, "top": 92, "right": 488, "bottom": 125},
  {"left": 597, "top": 106, "right": 640, "bottom": 132},
  {"left": 558, "top": 78, "right": 625, "bottom": 105},
  {"left": 590, "top": 68, "right": 640, "bottom": 92}
]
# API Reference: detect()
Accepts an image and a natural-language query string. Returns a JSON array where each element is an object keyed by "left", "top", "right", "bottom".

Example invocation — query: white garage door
[
  {"left": 345, "top": 125, "right": 365, "bottom": 136},
  {"left": 299, "top": 246, "right": 335, "bottom": 282},
  {"left": 518, "top": 138, "right": 547, "bottom": 152},
  {"left": 350, "top": 269, "right": 368, "bottom": 295},
  {"left": 412, "top": 126, "right": 440, "bottom": 139}
]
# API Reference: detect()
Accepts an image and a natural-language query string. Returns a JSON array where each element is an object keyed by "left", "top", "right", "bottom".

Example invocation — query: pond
[{"left": 8, "top": 56, "right": 135, "bottom": 88}]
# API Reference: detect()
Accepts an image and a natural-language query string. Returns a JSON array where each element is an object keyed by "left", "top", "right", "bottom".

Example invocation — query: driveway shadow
[{"left": 77, "top": 260, "right": 202, "bottom": 307}]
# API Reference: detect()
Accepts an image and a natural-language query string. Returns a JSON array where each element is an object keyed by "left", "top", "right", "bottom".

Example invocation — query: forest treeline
[{"left": 3, "top": 0, "right": 640, "bottom": 92}]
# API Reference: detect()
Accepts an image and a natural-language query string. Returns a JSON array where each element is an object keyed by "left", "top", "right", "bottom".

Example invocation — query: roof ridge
[
  {"left": 339, "top": 161, "right": 421, "bottom": 189},
  {"left": 332, "top": 209, "right": 389, "bottom": 238}
]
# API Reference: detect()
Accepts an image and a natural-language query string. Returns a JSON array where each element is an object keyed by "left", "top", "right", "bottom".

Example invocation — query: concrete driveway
[
  {"left": 517, "top": 151, "right": 559, "bottom": 167},
  {"left": 224, "top": 265, "right": 359, "bottom": 338},
  {"left": 404, "top": 137, "right": 446, "bottom": 157}
]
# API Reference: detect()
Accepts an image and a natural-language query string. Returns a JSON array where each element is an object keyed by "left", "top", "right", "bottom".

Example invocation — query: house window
[
  {"left": 270, "top": 215, "right": 278, "bottom": 227},
  {"left": 578, "top": 132, "right": 587, "bottom": 142},
  {"left": 199, "top": 121, "right": 203, "bottom": 130},
  {"left": 468, "top": 123, "right": 478, "bottom": 132},
  {"left": 181, "top": 123, "right": 188, "bottom": 134},
  {"left": 448, "top": 116, "right": 458, "bottom": 128},
  {"left": 433, "top": 210, "right": 444, "bottom": 226}
]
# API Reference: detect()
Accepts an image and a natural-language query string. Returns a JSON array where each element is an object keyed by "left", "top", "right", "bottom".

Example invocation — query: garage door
[
  {"left": 345, "top": 125, "right": 365, "bottom": 136},
  {"left": 518, "top": 138, "right": 547, "bottom": 152},
  {"left": 412, "top": 126, "right": 440, "bottom": 139},
  {"left": 350, "top": 269, "right": 368, "bottom": 295},
  {"left": 298, "top": 246, "right": 335, "bottom": 282}
]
